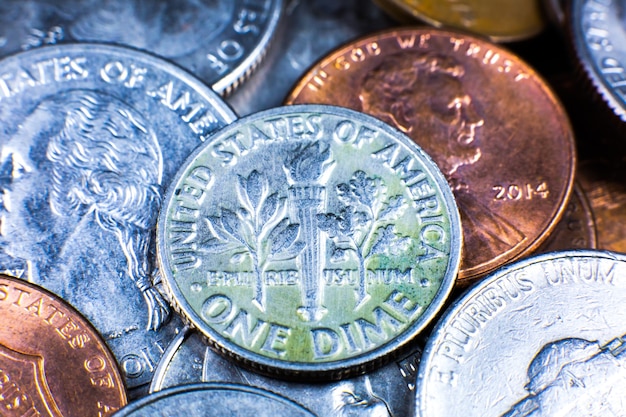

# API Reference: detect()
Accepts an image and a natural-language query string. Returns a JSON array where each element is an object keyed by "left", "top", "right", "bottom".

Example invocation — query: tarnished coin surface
[
  {"left": 373, "top": 0, "right": 546, "bottom": 42},
  {"left": 571, "top": 0, "right": 626, "bottom": 122},
  {"left": 417, "top": 250, "right": 626, "bottom": 416},
  {"left": 286, "top": 28, "right": 576, "bottom": 283},
  {"left": 578, "top": 158, "right": 626, "bottom": 253},
  {"left": 0, "top": 44, "right": 236, "bottom": 390},
  {"left": 158, "top": 105, "right": 460, "bottom": 378},
  {"left": 149, "top": 327, "right": 421, "bottom": 417},
  {"left": 0, "top": 0, "right": 284, "bottom": 95},
  {"left": 0, "top": 275, "right": 127, "bottom": 416},
  {"left": 114, "top": 383, "right": 314, "bottom": 416},
  {"left": 536, "top": 183, "right": 597, "bottom": 253}
]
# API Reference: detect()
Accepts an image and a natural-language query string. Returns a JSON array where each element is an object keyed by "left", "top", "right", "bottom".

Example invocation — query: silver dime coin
[
  {"left": 0, "top": 0, "right": 284, "bottom": 95},
  {"left": 149, "top": 326, "right": 421, "bottom": 417},
  {"left": 418, "top": 250, "right": 626, "bottom": 416},
  {"left": 226, "top": 0, "right": 394, "bottom": 116},
  {"left": 158, "top": 104, "right": 461, "bottom": 378},
  {"left": 113, "top": 383, "right": 315, "bottom": 416},
  {"left": 571, "top": 0, "right": 626, "bottom": 122},
  {"left": 0, "top": 43, "right": 236, "bottom": 392}
]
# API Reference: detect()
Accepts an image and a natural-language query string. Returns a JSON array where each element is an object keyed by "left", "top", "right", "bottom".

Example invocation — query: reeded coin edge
[
  {"left": 157, "top": 104, "right": 462, "bottom": 380},
  {"left": 214, "top": 0, "right": 285, "bottom": 96},
  {"left": 569, "top": 0, "right": 626, "bottom": 123}
]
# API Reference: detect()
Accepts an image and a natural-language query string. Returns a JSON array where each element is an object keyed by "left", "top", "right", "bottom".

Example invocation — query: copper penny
[
  {"left": 578, "top": 158, "right": 626, "bottom": 253},
  {"left": 0, "top": 275, "right": 127, "bottom": 416},
  {"left": 535, "top": 182, "right": 597, "bottom": 253},
  {"left": 372, "top": 0, "right": 546, "bottom": 42},
  {"left": 286, "top": 28, "right": 576, "bottom": 283}
]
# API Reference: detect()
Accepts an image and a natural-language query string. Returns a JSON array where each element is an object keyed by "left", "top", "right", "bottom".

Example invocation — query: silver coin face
[
  {"left": 418, "top": 250, "right": 626, "bottom": 416},
  {"left": 0, "top": 0, "right": 284, "bottom": 94},
  {"left": 113, "top": 383, "right": 315, "bottom": 416},
  {"left": 0, "top": 43, "right": 236, "bottom": 390},
  {"left": 149, "top": 327, "right": 421, "bottom": 417},
  {"left": 158, "top": 104, "right": 461, "bottom": 378},
  {"left": 226, "top": 0, "right": 394, "bottom": 116},
  {"left": 571, "top": 0, "right": 626, "bottom": 121}
]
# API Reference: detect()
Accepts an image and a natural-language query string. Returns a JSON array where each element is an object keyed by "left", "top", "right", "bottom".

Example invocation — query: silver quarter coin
[
  {"left": 113, "top": 383, "right": 315, "bottom": 416},
  {"left": 226, "top": 0, "right": 394, "bottom": 116},
  {"left": 0, "top": 0, "right": 284, "bottom": 95},
  {"left": 149, "top": 326, "right": 421, "bottom": 417},
  {"left": 0, "top": 43, "right": 236, "bottom": 391},
  {"left": 158, "top": 104, "right": 461, "bottom": 378},
  {"left": 571, "top": 0, "right": 626, "bottom": 122},
  {"left": 418, "top": 250, "right": 626, "bottom": 416}
]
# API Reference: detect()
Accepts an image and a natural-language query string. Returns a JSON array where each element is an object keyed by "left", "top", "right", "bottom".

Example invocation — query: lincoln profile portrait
[
  {"left": 0, "top": 89, "right": 169, "bottom": 330},
  {"left": 359, "top": 52, "right": 525, "bottom": 264}
]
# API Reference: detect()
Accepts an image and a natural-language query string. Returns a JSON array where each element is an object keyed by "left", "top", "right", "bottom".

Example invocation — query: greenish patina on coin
[{"left": 157, "top": 105, "right": 461, "bottom": 378}]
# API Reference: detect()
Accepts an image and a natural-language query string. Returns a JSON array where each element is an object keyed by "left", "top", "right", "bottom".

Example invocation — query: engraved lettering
[
  {"left": 260, "top": 324, "right": 291, "bottom": 357},
  {"left": 384, "top": 290, "right": 421, "bottom": 320},
  {"left": 0, "top": 284, "right": 8, "bottom": 301},
  {"left": 12, "top": 288, "right": 30, "bottom": 307},
  {"left": 354, "top": 307, "right": 404, "bottom": 349},
  {"left": 312, "top": 328, "right": 341, "bottom": 359}
]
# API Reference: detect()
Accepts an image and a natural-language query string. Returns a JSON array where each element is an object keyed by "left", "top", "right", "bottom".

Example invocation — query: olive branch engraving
[
  {"left": 317, "top": 170, "right": 410, "bottom": 308},
  {"left": 197, "top": 170, "right": 304, "bottom": 311}
]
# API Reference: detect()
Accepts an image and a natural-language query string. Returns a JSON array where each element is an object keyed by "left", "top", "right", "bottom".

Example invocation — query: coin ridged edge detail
[{"left": 157, "top": 104, "right": 461, "bottom": 380}]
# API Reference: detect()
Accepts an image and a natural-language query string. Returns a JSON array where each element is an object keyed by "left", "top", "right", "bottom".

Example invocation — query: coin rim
[
  {"left": 114, "top": 382, "right": 315, "bottom": 415},
  {"left": 157, "top": 104, "right": 462, "bottom": 379}
]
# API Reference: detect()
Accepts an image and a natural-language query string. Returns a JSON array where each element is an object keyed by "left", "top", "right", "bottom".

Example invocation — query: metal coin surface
[
  {"left": 536, "top": 182, "right": 597, "bottom": 253},
  {"left": 149, "top": 327, "right": 421, "bottom": 417},
  {"left": 571, "top": 0, "right": 626, "bottom": 122},
  {"left": 0, "top": 0, "right": 284, "bottom": 95},
  {"left": 114, "top": 383, "right": 314, "bottom": 416},
  {"left": 372, "top": 0, "right": 546, "bottom": 42},
  {"left": 158, "top": 105, "right": 461, "bottom": 378},
  {"left": 0, "top": 275, "right": 127, "bottom": 416},
  {"left": 417, "top": 250, "right": 626, "bottom": 416},
  {"left": 226, "top": 0, "right": 394, "bottom": 116},
  {"left": 286, "top": 28, "right": 576, "bottom": 284},
  {"left": 0, "top": 44, "right": 236, "bottom": 391},
  {"left": 578, "top": 158, "right": 626, "bottom": 253}
]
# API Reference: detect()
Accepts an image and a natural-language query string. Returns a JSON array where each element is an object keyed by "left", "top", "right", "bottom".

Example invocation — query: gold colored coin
[
  {"left": 0, "top": 275, "right": 127, "bottom": 416},
  {"left": 374, "top": 0, "right": 546, "bottom": 42}
]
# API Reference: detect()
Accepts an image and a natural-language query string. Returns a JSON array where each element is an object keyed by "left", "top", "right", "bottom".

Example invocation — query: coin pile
[{"left": 0, "top": 0, "right": 625, "bottom": 416}]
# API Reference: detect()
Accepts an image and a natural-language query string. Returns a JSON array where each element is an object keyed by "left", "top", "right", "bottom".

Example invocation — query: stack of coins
[{"left": 1, "top": 0, "right": 625, "bottom": 415}]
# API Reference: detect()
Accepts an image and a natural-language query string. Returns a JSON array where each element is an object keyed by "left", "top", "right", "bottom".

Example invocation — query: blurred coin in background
[
  {"left": 113, "top": 383, "right": 314, "bottom": 416},
  {"left": 535, "top": 182, "right": 597, "bottom": 253},
  {"left": 570, "top": 0, "right": 626, "bottom": 124},
  {"left": 372, "top": 0, "right": 546, "bottom": 42},
  {"left": 0, "top": 0, "right": 284, "bottom": 95}
]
